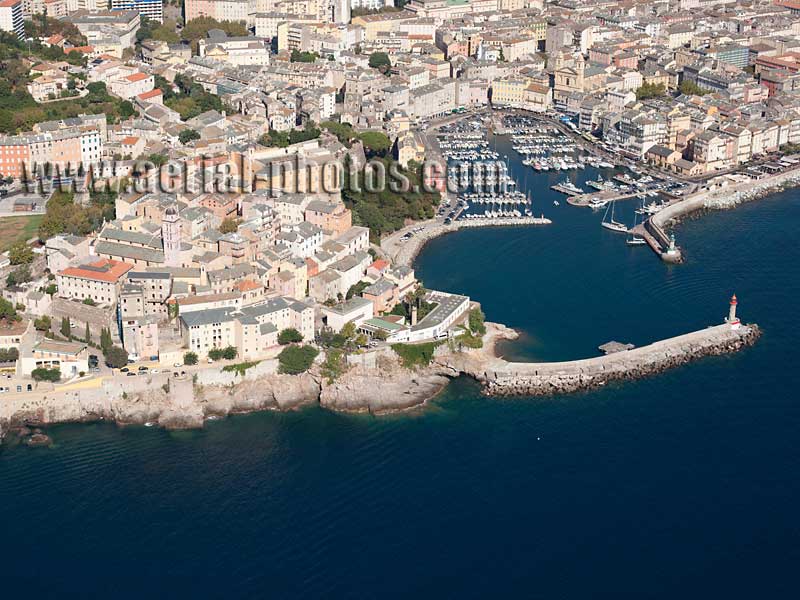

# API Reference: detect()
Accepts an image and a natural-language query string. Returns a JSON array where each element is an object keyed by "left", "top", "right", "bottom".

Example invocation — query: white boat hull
[{"left": 601, "top": 221, "right": 628, "bottom": 233}]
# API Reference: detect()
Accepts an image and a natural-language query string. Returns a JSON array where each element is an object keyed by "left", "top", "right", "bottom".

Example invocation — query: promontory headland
[{"left": 0, "top": 310, "right": 760, "bottom": 442}]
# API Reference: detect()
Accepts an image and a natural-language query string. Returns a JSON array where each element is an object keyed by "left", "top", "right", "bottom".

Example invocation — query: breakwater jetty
[
  {"left": 636, "top": 165, "right": 800, "bottom": 263},
  {"left": 466, "top": 322, "right": 759, "bottom": 397}
]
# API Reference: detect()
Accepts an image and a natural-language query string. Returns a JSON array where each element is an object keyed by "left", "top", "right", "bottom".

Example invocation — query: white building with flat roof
[{"left": 111, "top": 0, "right": 163, "bottom": 23}]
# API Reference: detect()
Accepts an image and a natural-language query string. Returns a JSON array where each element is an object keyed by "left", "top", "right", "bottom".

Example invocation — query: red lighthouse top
[{"left": 730, "top": 294, "right": 737, "bottom": 305}]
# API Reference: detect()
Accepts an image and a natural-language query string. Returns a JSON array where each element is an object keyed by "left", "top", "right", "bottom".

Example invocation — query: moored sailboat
[{"left": 601, "top": 199, "right": 627, "bottom": 233}]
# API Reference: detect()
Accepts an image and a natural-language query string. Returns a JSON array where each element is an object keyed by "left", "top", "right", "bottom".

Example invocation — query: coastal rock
[
  {"left": 24, "top": 432, "right": 52, "bottom": 447},
  {"left": 320, "top": 355, "right": 451, "bottom": 413},
  {"left": 200, "top": 373, "right": 320, "bottom": 415}
]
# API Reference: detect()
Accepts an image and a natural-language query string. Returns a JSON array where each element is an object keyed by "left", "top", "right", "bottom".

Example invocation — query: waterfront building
[
  {"left": 179, "top": 297, "right": 314, "bottom": 359},
  {"left": 19, "top": 340, "right": 89, "bottom": 377},
  {"left": 322, "top": 297, "right": 374, "bottom": 333}
]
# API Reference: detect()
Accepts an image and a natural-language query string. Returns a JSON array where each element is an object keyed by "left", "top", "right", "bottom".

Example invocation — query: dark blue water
[{"left": 3, "top": 168, "right": 800, "bottom": 596}]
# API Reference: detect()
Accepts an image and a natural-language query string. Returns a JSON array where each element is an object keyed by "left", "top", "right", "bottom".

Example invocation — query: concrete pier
[
  {"left": 385, "top": 216, "right": 552, "bottom": 267},
  {"left": 567, "top": 189, "right": 643, "bottom": 207}
]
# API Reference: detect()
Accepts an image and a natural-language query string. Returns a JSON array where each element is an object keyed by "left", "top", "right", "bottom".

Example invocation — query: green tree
[
  {"left": 100, "top": 327, "right": 112, "bottom": 352},
  {"left": 277, "top": 345, "right": 319, "bottom": 374},
  {"left": 321, "top": 120, "right": 356, "bottom": 146},
  {"left": 179, "top": 128, "right": 200, "bottom": 144},
  {"left": 31, "top": 367, "right": 61, "bottom": 382},
  {"left": 346, "top": 281, "right": 369, "bottom": 299},
  {"left": 289, "top": 121, "right": 321, "bottom": 145},
  {"left": 391, "top": 342, "right": 440, "bottom": 368},
  {"left": 8, "top": 241, "right": 33, "bottom": 265},
  {"left": 0, "top": 347, "right": 19, "bottom": 362},
  {"left": 33, "top": 315, "right": 51, "bottom": 331},
  {"left": 321, "top": 348, "right": 346, "bottom": 383},
  {"left": 60, "top": 317, "right": 71, "bottom": 339},
  {"left": 208, "top": 347, "right": 223, "bottom": 361},
  {"left": 0, "top": 297, "right": 17, "bottom": 319},
  {"left": 181, "top": 17, "right": 249, "bottom": 52},
  {"left": 147, "top": 153, "right": 168, "bottom": 167},
  {"left": 290, "top": 49, "right": 319, "bottom": 63},
  {"left": 219, "top": 217, "right": 240, "bottom": 234},
  {"left": 84, "top": 322, "right": 91, "bottom": 344},
  {"left": 104, "top": 345, "right": 129, "bottom": 369},
  {"left": 278, "top": 328, "right": 303, "bottom": 345},
  {"left": 368, "top": 51, "right": 391, "bottom": 72},
  {"left": 635, "top": 82, "right": 666, "bottom": 100},
  {"left": 341, "top": 156, "right": 440, "bottom": 241},
  {"left": 468, "top": 307, "right": 486, "bottom": 335},
  {"left": 679, "top": 80, "right": 710, "bottom": 96},
  {"left": 221, "top": 346, "right": 238, "bottom": 360},
  {"left": 358, "top": 131, "right": 391, "bottom": 156},
  {"left": 5, "top": 265, "right": 31, "bottom": 287},
  {"left": 118, "top": 100, "right": 135, "bottom": 119},
  {"left": 183, "top": 351, "right": 198, "bottom": 365},
  {"left": 44, "top": 283, "right": 57, "bottom": 296}
]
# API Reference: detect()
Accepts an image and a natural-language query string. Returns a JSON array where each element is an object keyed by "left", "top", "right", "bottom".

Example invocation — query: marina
[{"left": 437, "top": 115, "right": 550, "bottom": 222}]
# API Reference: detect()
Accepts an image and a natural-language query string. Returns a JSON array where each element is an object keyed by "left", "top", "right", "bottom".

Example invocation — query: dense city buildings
[{"left": 2, "top": 0, "right": 800, "bottom": 387}]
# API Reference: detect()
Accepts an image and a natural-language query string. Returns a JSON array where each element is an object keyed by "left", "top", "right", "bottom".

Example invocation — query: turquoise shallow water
[{"left": 2, "top": 165, "right": 800, "bottom": 597}]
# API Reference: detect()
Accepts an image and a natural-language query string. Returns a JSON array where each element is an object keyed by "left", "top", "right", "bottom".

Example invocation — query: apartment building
[
  {"left": 56, "top": 259, "right": 134, "bottom": 306},
  {"left": 179, "top": 296, "right": 314, "bottom": 359},
  {"left": 198, "top": 34, "right": 271, "bottom": 67},
  {"left": 0, "top": 126, "right": 104, "bottom": 180},
  {"left": 110, "top": 0, "right": 163, "bottom": 23},
  {"left": 0, "top": 0, "right": 24, "bottom": 39}
]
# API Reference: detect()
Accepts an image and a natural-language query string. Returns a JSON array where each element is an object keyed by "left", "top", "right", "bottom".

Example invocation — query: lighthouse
[{"left": 726, "top": 294, "right": 740, "bottom": 329}]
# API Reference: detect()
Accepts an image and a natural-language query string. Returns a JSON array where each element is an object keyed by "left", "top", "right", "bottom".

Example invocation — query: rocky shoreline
[{"left": 0, "top": 320, "right": 761, "bottom": 444}]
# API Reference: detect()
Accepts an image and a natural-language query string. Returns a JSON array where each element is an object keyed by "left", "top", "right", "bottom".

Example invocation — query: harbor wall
[
  {"left": 654, "top": 166, "right": 800, "bottom": 230},
  {"left": 392, "top": 217, "right": 551, "bottom": 267}
]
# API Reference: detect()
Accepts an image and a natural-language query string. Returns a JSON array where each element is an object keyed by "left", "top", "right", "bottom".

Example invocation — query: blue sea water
[{"left": 2, "top": 160, "right": 800, "bottom": 597}]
